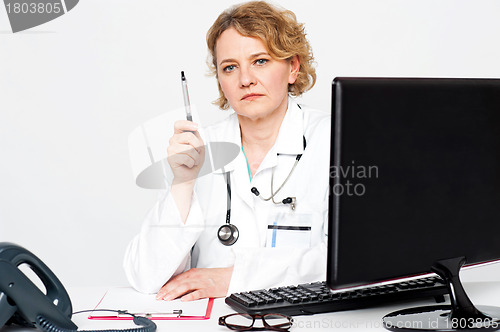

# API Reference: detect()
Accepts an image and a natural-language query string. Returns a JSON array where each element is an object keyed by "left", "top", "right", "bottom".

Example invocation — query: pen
[
  {"left": 181, "top": 71, "right": 193, "bottom": 121},
  {"left": 118, "top": 310, "right": 183, "bottom": 318}
]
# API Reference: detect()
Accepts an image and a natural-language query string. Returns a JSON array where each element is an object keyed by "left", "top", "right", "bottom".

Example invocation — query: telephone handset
[{"left": 0, "top": 242, "right": 156, "bottom": 332}]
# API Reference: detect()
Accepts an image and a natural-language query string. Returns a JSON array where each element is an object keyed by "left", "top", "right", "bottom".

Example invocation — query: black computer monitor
[{"left": 327, "top": 77, "right": 500, "bottom": 331}]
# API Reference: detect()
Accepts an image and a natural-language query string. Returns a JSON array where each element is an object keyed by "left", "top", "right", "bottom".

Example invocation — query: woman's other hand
[{"left": 156, "top": 267, "right": 234, "bottom": 301}]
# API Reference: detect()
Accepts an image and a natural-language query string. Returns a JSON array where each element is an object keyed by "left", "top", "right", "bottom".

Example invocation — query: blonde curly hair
[{"left": 206, "top": 1, "right": 316, "bottom": 110}]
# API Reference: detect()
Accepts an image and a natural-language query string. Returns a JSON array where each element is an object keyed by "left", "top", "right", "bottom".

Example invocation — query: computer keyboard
[{"left": 225, "top": 276, "right": 448, "bottom": 316}]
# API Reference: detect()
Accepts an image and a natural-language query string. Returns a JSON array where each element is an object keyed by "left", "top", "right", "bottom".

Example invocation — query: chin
[{"left": 233, "top": 102, "right": 270, "bottom": 119}]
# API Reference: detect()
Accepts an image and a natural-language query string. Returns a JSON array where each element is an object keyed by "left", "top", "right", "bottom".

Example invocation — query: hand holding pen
[{"left": 167, "top": 71, "right": 205, "bottom": 185}]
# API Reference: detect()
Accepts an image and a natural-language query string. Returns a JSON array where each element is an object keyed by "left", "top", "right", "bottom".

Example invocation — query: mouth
[{"left": 241, "top": 93, "right": 264, "bottom": 101}]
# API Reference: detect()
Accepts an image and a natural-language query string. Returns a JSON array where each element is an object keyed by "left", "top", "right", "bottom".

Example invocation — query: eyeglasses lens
[
  {"left": 224, "top": 313, "right": 254, "bottom": 329},
  {"left": 263, "top": 314, "right": 292, "bottom": 329}
]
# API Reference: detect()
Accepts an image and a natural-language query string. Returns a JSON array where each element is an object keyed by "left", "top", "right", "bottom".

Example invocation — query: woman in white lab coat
[{"left": 123, "top": 1, "right": 331, "bottom": 301}]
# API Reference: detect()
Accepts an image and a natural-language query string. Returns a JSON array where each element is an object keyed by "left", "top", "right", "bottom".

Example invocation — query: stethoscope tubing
[{"left": 218, "top": 136, "right": 306, "bottom": 245}]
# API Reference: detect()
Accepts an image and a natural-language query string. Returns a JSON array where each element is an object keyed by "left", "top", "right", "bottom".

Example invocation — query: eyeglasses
[{"left": 218, "top": 313, "right": 293, "bottom": 331}]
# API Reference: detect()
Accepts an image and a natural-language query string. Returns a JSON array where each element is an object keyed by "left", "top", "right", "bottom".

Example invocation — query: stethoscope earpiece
[
  {"left": 282, "top": 197, "right": 296, "bottom": 210},
  {"left": 249, "top": 135, "right": 305, "bottom": 211}
]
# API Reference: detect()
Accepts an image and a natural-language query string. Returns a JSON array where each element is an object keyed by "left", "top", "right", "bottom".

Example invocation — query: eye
[
  {"left": 255, "top": 59, "right": 269, "bottom": 65},
  {"left": 223, "top": 64, "right": 236, "bottom": 73}
]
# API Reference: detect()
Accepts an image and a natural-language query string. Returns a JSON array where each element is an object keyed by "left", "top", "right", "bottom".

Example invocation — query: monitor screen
[{"left": 327, "top": 77, "right": 500, "bottom": 289}]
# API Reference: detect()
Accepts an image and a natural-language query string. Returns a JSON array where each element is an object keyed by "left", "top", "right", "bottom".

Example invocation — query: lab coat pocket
[{"left": 265, "top": 212, "right": 312, "bottom": 249}]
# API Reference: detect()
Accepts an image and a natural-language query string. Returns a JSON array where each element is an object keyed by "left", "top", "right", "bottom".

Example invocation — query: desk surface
[
  {"left": 3, "top": 282, "right": 499, "bottom": 331},
  {"left": 64, "top": 282, "right": 500, "bottom": 332}
]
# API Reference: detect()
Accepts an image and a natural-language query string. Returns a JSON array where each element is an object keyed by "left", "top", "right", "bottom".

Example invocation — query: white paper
[{"left": 91, "top": 287, "right": 209, "bottom": 317}]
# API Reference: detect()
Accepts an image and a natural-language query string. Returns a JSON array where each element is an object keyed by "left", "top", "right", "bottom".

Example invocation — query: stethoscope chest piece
[{"left": 218, "top": 224, "right": 239, "bottom": 246}]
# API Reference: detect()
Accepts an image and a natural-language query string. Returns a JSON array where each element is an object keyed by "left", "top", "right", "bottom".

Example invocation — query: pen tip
[{"left": 181, "top": 71, "right": 185, "bottom": 80}]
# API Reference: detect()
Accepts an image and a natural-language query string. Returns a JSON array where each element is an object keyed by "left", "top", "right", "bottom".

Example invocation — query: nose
[{"left": 239, "top": 66, "right": 256, "bottom": 87}]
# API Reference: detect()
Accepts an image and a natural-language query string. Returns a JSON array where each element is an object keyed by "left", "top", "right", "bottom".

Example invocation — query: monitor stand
[{"left": 382, "top": 257, "right": 500, "bottom": 331}]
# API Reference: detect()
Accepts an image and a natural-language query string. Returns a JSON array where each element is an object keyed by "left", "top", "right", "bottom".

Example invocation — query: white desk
[
  {"left": 2, "top": 282, "right": 499, "bottom": 331},
  {"left": 63, "top": 282, "right": 500, "bottom": 332}
]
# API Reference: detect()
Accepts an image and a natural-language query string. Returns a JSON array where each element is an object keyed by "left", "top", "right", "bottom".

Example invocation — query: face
[{"left": 215, "top": 27, "right": 300, "bottom": 122}]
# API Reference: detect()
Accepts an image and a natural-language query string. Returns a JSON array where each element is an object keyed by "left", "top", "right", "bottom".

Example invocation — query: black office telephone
[{"left": 0, "top": 242, "right": 156, "bottom": 332}]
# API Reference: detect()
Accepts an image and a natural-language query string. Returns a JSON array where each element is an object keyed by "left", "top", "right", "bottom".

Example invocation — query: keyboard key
[
  {"left": 398, "top": 282, "right": 410, "bottom": 289},
  {"left": 230, "top": 293, "right": 256, "bottom": 307}
]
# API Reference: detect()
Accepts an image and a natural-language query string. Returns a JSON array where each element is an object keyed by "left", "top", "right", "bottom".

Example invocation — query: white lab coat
[{"left": 123, "top": 99, "right": 331, "bottom": 294}]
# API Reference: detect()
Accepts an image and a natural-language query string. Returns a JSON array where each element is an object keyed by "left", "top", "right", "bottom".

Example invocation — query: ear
[{"left": 288, "top": 55, "right": 300, "bottom": 84}]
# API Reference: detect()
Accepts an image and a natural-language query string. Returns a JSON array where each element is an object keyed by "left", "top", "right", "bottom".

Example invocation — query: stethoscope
[{"left": 217, "top": 136, "right": 307, "bottom": 246}]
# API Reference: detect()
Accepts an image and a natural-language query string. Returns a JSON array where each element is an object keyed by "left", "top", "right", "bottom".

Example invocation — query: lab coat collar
[
  {"left": 211, "top": 98, "right": 305, "bottom": 174},
  {"left": 253, "top": 99, "right": 305, "bottom": 173},
  {"left": 273, "top": 99, "right": 305, "bottom": 156}
]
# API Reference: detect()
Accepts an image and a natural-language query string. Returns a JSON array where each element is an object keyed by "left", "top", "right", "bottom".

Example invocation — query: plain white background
[{"left": 1, "top": 0, "right": 500, "bottom": 288}]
